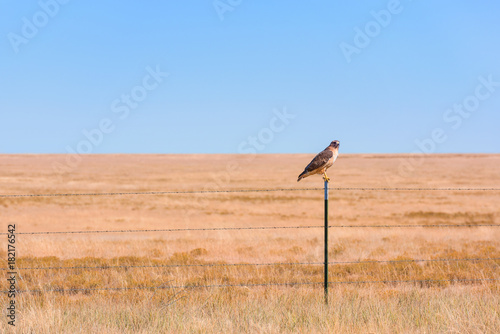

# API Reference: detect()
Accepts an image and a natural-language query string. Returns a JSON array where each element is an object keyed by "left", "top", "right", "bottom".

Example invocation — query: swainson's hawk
[{"left": 297, "top": 140, "right": 340, "bottom": 182}]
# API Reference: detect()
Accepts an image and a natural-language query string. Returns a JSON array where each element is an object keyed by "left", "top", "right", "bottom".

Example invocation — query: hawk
[{"left": 297, "top": 140, "right": 340, "bottom": 182}]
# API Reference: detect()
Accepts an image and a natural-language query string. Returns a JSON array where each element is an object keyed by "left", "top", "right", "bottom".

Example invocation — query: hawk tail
[{"left": 297, "top": 171, "right": 307, "bottom": 182}]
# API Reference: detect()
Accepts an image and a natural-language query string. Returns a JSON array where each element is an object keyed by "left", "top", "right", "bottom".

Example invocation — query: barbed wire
[
  {"left": 6, "top": 223, "right": 500, "bottom": 236},
  {"left": 2, "top": 186, "right": 498, "bottom": 295},
  {"left": 1, "top": 187, "right": 499, "bottom": 198},
  {"left": 331, "top": 188, "right": 500, "bottom": 192},
  {"left": 5, "top": 225, "right": 321, "bottom": 235},
  {"left": 2, "top": 257, "right": 499, "bottom": 271},
  {"left": 0, "top": 188, "right": 319, "bottom": 198},
  {"left": 327, "top": 224, "right": 500, "bottom": 228},
  {"left": 3, "top": 278, "right": 498, "bottom": 294}
]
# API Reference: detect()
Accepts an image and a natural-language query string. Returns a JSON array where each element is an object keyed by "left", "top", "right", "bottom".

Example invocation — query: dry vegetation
[{"left": 1, "top": 153, "right": 500, "bottom": 333}]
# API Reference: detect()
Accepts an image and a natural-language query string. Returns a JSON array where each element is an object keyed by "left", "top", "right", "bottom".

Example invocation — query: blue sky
[{"left": 1, "top": 0, "right": 499, "bottom": 154}]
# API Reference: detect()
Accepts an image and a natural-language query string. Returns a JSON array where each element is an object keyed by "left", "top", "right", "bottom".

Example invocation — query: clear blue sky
[{"left": 1, "top": 1, "right": 499, "bottom": 154}]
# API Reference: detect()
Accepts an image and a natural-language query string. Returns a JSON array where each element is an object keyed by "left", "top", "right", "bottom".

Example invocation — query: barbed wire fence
[
  {"left": 1, "top": 187, "right": 499, "bottom": 198},
  {"left": 1, "top": 187, "right": 500, "bottom": 295}
]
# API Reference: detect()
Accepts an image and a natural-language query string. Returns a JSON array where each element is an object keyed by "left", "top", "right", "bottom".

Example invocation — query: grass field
[{"left": 1, "top": 153, "right": 500, "bottom": 333}]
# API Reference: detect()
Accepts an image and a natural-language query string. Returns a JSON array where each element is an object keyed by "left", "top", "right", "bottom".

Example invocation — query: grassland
[{"left": 1, "top": 154, "right": 499, "bottom": 333}]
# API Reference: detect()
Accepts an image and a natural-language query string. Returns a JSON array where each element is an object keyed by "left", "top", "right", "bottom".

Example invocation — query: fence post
[{"left": 324, "top": 179, "right": 329, "bottom": 305}]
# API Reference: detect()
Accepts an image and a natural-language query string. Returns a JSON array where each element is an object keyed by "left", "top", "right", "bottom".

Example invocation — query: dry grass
[{"left": 1, "top": 153, "right": 500, "bottom": 333}]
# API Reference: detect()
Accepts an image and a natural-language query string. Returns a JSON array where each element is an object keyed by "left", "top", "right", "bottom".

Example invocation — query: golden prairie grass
[
  {"left": 1, "top": 154, "right": 500, "bottom": 333},
  {"left": 8, "top": 286, "right": 500, "bottom": 333}
]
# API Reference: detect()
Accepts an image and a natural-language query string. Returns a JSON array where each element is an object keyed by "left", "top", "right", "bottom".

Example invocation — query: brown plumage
[{"left": 297, "top": 141, "right": 340, "bottom": 182}]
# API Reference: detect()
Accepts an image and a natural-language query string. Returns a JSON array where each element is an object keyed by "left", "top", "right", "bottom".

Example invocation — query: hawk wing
[{"left": 304, "top": 149, "right": 333, "bottom": 173}]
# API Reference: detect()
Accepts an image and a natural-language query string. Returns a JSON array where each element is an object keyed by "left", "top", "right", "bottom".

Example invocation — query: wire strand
[
  {"left": 1, "top": 188, "right": 321, "bottom": 198},
  {"left": 3, "top": 257, "right": 499, "bottom": 271},
  {"left": 7, "top": 223, "right": 500, "bottom": 236},
  {"left": 5, "top": 225, "right": 322, "bottom": 235},
  {"left": 1, "top": 187, "right": 499, "bottom": 198},
  {"left": 4, "top": 278, "right": 499, "bottom": 294},
  {"left": 329, "top": 224, "right": 500, "bottom": 228}
]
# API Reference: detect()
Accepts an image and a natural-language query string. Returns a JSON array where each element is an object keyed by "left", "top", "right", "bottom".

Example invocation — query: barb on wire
[
  {"left": 3, "top": 257, "right": 499, "bottom": 272},
  {"left": 1, "top": 187, "right": 499, "bottom": 198},
  {"left": 3, "top": 278, "right": 499, "bottom": 294},
  {"left": 6, "top": 223, "right": 500, "bottom": 236}
]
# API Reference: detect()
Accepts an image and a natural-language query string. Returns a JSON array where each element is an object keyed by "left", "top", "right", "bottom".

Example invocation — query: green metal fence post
[{"left": 324, "top": 179, "right": 329, "bottom": 305}]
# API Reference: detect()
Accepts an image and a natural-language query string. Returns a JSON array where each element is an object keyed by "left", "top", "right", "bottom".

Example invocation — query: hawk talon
[{"left": 323, "top": 175, "right": 331, "bottom": 183}]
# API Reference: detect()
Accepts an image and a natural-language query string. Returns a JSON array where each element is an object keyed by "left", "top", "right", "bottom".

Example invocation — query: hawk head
[{"left": 330, "top": 140, "right": 340, "bottom": 149}]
